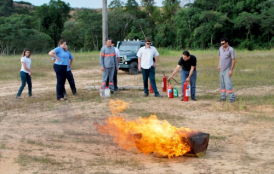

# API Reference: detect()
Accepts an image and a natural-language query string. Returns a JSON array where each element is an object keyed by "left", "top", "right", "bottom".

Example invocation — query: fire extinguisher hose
[
  {"left": 168, "top": 78, "right": 182, "bottom": 85},
  {"left": 162, "top": 71, "right": 182, "bottom": 85}
]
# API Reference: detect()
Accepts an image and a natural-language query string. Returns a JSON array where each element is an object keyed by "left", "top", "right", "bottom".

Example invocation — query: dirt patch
[{"left": 0, "top": 69, "right": 274, "bottom": 174}]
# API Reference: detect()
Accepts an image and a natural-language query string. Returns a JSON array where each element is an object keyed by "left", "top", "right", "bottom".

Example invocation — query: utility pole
[{"left": 102, "top": 0, "right": 108, "bottom": 46}]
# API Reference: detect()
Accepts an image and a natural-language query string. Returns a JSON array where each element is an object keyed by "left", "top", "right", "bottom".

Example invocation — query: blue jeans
[
  {"left": 17, "top": 71, "right": 32, "bottom": 97},
  {"left": 63, "top": 70, "right": 77, "bottom": 94},
  {"left": 180, "top": 69, "right": 197, "bottom": 99},
  {"left": 142, "top": 67, "right": 159, "bottom": 95},
  {"left": 53, "top": 64, "right": 67, "bottom": 100},
  {"left": 220, "top": 68, "right": 235, "bottom": 100}
]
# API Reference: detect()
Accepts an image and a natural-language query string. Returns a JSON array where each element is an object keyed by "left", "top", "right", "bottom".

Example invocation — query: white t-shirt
[
  {"left": 137, "top": 46, "right": 159, "bottom": 69},
  {"left": 20, "top": 56, "right": 31, "bottom": 73},
  {"left": 114, "top": 47, "right": 120, "bottom": 58}
]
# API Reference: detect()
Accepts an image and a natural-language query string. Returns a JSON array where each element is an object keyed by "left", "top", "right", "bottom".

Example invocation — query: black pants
[
  {"left": 106, "top": 68, "right": 118, "bottom": 90},
  {"left": 63, "top": 70, "right": 77, "bottom": 94},
  {"left": 53, "top": 64, "right": 67, "bottom": 100}
]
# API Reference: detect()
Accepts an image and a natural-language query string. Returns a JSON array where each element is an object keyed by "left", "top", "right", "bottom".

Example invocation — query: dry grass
[{"left": 0, "top": 49, "right": 274, "bottom": 174}]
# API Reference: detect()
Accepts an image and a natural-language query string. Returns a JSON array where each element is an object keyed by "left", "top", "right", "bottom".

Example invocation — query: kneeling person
[{"left": 168, "top": 51, "right": 197, "bottom": 101}]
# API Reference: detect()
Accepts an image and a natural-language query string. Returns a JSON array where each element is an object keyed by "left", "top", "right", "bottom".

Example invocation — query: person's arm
[
  {"left": 153, "top": 48, "right": 160, "bottom": 67},
  {"left": 114, "top": 52, "right": 118, "bottom": 71},
  {"left": 153, "top": 55, "right": 159, "bottom": 67},
  {"left": 48, "top": 50, "right": 60, "bottom": 61},
  {"left": 100, "top": 48, "right": 105, "bottom": 71},
  {"left": 22, "top": 62, "right": 31, "bottom": 74},
  {"left": 217, "top": 56, "right": 220, "bottom": 72},
  {"left": 168, "top": 65, "right": 181, "bottom": 81},
  {"left": 137, "top": 49, "right": 142, "bottom": 71},
  {"left": 229, "top": 59, "right": 235, "bottom": 77},
  {"left": 186, "top": 66, "right": 195, "bottom": 83},
  {"left": 69, "top": 59, "right": 73, "bottom": 68},
  {"left": 138, "top": 57, "right": 141, "bottom": 71},
  {"left": 117, "top": 49, "right": 120, "bottom": 70}
]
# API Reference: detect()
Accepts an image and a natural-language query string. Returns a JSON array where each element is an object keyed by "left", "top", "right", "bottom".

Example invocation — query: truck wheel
[{"left": 129, "top": 62, "right": 139, "bottom": 75}]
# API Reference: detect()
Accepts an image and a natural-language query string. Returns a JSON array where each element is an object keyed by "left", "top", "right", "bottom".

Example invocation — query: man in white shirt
[
  {"left": 137, "top": 38, "right": 162, "bottom": 97},
  {"left": 106, "top": 40, "right": 120, "bottom": 91}
]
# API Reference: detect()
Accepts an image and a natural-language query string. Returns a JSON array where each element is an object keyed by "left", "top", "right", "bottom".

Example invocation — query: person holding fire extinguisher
[{"left": 168, "top": 51, "right": 197, "bottom": 101}]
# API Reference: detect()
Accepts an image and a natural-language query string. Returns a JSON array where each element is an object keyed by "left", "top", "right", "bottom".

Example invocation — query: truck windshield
[{"left": 119, "top": 44, "right": 139, "bottom": 53}]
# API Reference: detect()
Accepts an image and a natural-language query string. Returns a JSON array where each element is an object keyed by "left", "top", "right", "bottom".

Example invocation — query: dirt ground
[{"left": 0, "top": 69, "right": 274, "bottom": 174}]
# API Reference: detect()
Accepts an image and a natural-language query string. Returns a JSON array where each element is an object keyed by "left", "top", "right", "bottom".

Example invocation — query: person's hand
[
  {"left": 186, "top": 77, "right": 190, "bottom": 83},
  {"left": 101, "top": 67, "right": 105, "bottom": 71},
  {"left": 29, "top": 70, "right": 32, "bottom": 75},
  {"left": 56, "top": 57, "right": 60, "bottom": 62},
  {"left": 69, "top": 65, "right": 71, "bottom": 68},
  {"left": 167, "top": 76, "right": 173, "bottom": 81},
  {"left": 153, "top": 62, "right": 157, "bottom": 67},
  {"left": 116, "top": 66, "right": 119, "bottom": 71},
  {"left": 229, "top": 70, "right": 233, "bottom": 77},
  {"left": 217, "top": 66, "right": 220, "bottom": 72},
  {"left": 138, "top": 66, "right": 141, "bottom": 71}
]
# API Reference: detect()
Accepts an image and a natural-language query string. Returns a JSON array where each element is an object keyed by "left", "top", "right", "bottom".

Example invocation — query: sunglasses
[
  {"left": 146, "top": 42, "right": 151, "bottom": 45},
  {"left": 221, "top": 42, "right": 226, "bottom": 45}
]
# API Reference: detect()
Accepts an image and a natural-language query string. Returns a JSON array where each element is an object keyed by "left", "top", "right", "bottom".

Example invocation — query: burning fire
[{"left": 95, "top": 99, "right": 198, "bottom": 158}]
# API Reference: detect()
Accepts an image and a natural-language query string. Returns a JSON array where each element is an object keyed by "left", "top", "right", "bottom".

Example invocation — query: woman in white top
[{"left": 16, "top": 48, "right": 32, "bottom": 99}]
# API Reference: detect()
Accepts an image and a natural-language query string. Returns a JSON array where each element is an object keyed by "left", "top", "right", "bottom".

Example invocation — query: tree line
[{"left": 0, "top": 0, "right": 273, "bottom": 55}]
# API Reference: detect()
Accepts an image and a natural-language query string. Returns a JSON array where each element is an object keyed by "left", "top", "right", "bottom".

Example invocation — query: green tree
[
  {"left": 34, "top": 0, "right": 70, "bottom": 47},
  {"left": 175, "top": 7, "right": 202, "bottom": 48},
  {"left": 257, "top": 1, "right": 274, "bottom": 43},
  {"left": 0, "top": 15, "right": 53, "bottom": 55},
  {"left": 194, "top": 11, "right": 229, "bottom": 48},
  {"left": 0, "top": 0, "right": 14, "bottom": 17},
  {"left": 76, "top": 9, "right": 102, "bottom": 51},
  {"left": 61, "top": 21, "right": 83, "bottom": 51},
  {"left": 154, "top": 0, "right": 180, "bottom": 47},
  {"left": 109, "top": 0, "right": 124, "bottom": 9},
  {"left": 234, "top": 12, "right": 260, "bottom": 39}
]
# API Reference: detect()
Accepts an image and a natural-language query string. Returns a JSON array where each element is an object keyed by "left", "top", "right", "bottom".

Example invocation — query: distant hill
[{"left": 13, "top": 1, "right": 35, "bottom": 9}]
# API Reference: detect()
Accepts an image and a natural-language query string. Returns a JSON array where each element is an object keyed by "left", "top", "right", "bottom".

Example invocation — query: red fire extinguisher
[
  {"left": 183, "top": 82, "right": 190, "bottom": 101},
  {"left": 168, "top": 83, "right": 174, "bottom": 98},
  {"left": 162, "top": 75, "right": 167, "bottom": 92},
  {"left": 149, "top": 81, "right": 154, "bottom": 93}
]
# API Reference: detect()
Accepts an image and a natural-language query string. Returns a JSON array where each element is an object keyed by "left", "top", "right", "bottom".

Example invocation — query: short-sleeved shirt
[
  {"left": 52, "top": 51, "right": 73, "bottom": 71},
  {"left": 178, "top": 55, "right": 197, "bottom": 71},
  {"left": 218, "top": 46, "right": 235, "bottom": 71},
  {"left": 137, "top": 46, "right": 159, "bottom": 69},
  {"left": 66, "top": 51, "right": 73, "bottom": 71},
  {"left": 114, "top": 47, "right": 120, "bottom": 58},
  {"left": 20, "top": 56, "right": 31, "bottom": 73},
  {"left": 53, "top": 46, "right": 69, "bottom": 66}
]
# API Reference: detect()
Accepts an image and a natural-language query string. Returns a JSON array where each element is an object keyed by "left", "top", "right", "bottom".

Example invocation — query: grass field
[{"left": 0, "top": 49, "right": 274, "bottom": 174}]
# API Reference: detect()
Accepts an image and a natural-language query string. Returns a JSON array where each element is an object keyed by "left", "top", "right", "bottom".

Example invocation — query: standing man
[
  {"left": 100, "top": 38, "right": 119, "bottom": 94},
  {"left": 218, "top": 37, "right": 236, "bottom": 103},
  {"left": 168, "top": 51, "right": 197, "bottom": 101},
  {"left": 106, "top": 40, "right": 120, "bottom": 91},
  {"left": 137, "top": 37, "right": 162, "bottom": 97}
]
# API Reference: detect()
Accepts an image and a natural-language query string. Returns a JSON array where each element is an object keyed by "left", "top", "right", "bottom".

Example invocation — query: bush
[{"left": 238, "top": 39, "right": 255, "bottom": 51}]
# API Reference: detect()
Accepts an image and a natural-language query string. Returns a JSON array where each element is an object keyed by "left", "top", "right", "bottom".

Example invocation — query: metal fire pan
[{"left": 183, "top": 132, "right": 210, "bottom": 157}]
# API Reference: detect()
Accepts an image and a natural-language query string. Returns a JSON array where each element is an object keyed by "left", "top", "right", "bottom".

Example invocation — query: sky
[{"left": 17, "top": 0, "right": 164, "bottom": 8}]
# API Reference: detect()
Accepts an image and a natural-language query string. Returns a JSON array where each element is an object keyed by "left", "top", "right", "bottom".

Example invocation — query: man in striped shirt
[{"left": 100, "top": 38, "right": 119, "bottom": 94}]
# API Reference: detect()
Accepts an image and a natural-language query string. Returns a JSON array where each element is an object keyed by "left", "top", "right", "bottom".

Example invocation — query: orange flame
[{"left": 95, "top": 100, "right": 197, "bottom": 158}]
